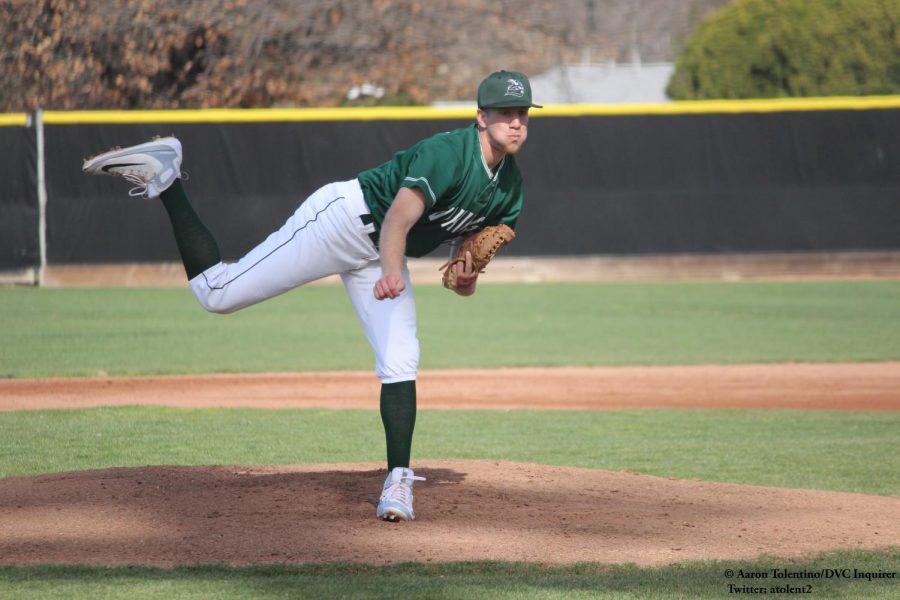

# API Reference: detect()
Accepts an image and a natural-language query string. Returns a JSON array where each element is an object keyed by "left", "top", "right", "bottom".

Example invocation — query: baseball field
[{"left": 0, "top": 279, "right": 898, "bottom": 598}]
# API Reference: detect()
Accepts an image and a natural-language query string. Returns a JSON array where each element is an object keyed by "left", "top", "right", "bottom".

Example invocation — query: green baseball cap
[{"left": 477, "top": 70, "right": 542, "bottom": 109}]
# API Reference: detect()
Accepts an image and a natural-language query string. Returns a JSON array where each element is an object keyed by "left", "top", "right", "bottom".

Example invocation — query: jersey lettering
[{"left": 430, "top": 206, "right": 486, "bottom": 234}]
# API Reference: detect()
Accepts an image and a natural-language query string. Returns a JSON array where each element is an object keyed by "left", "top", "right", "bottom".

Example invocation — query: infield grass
[
  {"left": 1, "top": 406, "right": 897, "bottom": 495},
  {"left": 1, "top": 549, "right": 898, "bottom": 599},
  {"left": 2, "top": 280, "right": 899, "bottom": 378}
]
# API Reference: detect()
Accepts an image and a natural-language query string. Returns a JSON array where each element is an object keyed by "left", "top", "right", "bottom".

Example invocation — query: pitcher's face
[{"left": 478, "top": 107, "right": 530, "bottom": 156}]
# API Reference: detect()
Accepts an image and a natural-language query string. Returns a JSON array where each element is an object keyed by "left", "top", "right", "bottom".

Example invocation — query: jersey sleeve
[{"left": 400, "top": 139, "right": 461, "bottom": 210}]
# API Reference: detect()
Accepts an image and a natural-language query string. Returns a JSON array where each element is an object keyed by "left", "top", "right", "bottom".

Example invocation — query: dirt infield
[
  {"left": 1, "top": 363, "right": 898, "bottom": 567},
  {"left": 3, "top": 363, "right": 900, "bottom": 412}
]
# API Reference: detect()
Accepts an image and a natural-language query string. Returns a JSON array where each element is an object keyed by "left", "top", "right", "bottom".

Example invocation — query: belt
[{"left": 360, "top": 213, "right": 380, "bottom": 249}]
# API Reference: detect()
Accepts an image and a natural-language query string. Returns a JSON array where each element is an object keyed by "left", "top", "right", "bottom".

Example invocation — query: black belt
[{"left": 360, "top": 213, "right": 380, "bottom": 248}]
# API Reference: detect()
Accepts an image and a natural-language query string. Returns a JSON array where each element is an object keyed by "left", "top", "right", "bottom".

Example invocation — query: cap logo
[{"left": 505, "top": 78, "right": 525, "bottom": 98}]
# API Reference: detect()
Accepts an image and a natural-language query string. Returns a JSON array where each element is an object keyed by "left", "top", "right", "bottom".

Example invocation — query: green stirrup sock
[
  {"left": 159, "top": 180, "right": 222, "bottom": 280},
  {"left": 380, "top": 380, "right": 417, "bottom": 470}
]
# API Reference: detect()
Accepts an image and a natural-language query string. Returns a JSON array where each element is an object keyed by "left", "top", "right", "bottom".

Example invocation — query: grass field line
[
  {"left": 4, "top": 281, "right": 899, "bottom": 377},
  {"left": 1, "top": 549, "right": 898, "bottom": 600}
]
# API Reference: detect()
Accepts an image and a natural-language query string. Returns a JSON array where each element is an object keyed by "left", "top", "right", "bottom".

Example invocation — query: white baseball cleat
[
  {"left": 376, "top": 467, "right": 425, "bottom": 522},
  {"left": 82, "top": 136, "right": 183, "bottom": 199}
]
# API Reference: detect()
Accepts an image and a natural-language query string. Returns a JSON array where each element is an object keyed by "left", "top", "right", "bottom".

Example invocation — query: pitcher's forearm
[{"left": 373, "top": 187, "right": 426, "bottom": 300}]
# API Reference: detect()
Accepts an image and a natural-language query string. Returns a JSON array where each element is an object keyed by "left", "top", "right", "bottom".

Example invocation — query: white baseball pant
[{"left": 188, "top": 179, "right": 420, "bottom": 383}]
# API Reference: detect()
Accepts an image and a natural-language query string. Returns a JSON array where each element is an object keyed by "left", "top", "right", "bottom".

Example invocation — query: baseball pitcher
[{"left": 83, "top": 70, "right": 539, "bottom": 522}]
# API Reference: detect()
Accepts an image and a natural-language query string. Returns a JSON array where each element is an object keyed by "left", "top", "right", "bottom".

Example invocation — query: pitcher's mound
[{"left": 1, "top": 460, "right": 897, "bottom": 567}]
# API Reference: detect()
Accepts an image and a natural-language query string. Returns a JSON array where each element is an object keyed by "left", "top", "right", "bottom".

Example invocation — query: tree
[{"left": 667, "top": 0, "right": 900, "bottom": 99}]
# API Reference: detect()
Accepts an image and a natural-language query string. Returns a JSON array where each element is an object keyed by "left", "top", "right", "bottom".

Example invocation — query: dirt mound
[{"left": 1, "top": 460, "right": 897, "bottom": 567}]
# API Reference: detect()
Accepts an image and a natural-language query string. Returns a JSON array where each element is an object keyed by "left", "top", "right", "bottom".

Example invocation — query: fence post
[{"left": 34, "top": 109, "right": 47, "bottom": 287}]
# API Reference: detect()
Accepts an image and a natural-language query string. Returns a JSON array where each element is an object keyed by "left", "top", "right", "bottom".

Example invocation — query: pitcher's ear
[{"left": 476, "top": 108, "right": 488, "bottom": 128}]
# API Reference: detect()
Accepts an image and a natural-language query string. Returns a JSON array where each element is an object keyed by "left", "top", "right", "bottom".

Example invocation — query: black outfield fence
[
  {"left": 0, "top": 114, "right": 38, "bottom": 271},
  {"left": 3, "top": 98, "right": 900, "bottom": 280}
]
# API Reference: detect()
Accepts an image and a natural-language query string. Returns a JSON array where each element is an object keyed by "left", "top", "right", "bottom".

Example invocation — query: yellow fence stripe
[
  {"left": 21, "top": 95, "right": 900, "bottom": 125},
  {"left": 542, "top": 95, "right": 900, "bottom": 116},
  {"left": 41, "top": 106, "right": 476, "bottom": 124},
  {"left": 0, "top": 113, "right": 28, "bottom": 126}
]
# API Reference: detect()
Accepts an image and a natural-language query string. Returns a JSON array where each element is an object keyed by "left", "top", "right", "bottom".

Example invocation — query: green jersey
[{"left": 358, "top": 124, "right": 524, "bottom": 258}]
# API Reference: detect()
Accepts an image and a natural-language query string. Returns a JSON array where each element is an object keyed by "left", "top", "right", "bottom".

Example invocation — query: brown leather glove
[{"left": 440, "top": 224, "right": 515, "bottom": 291}]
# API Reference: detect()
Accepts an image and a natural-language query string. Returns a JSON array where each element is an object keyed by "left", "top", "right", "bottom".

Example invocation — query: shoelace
[
  {"left": 122, "top": 170, "right": 188, "bottom": 198},
  {"left": 122, "top": 172, "right": 152, "bottom": 198},
  {"left": 382, "top": 473, "right": 426, "bottom": 505}
]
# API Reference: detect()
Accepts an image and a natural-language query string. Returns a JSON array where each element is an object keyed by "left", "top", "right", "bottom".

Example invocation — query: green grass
[
  {"left": 2, "top": 407, "right": 897, "bottom": 495},
  {"left": 1, "top": 281, "right": 899, "bottom": 377},
  {"left": 0, "top": 549, "right": 897, "bottom": 599}
]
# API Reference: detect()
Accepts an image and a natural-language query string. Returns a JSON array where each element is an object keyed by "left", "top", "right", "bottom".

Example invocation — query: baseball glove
[{"left": 440, "top": 224, "right": 516, "bottom": 291}]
